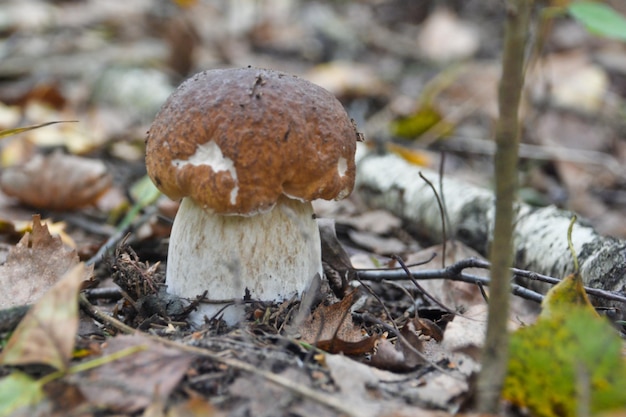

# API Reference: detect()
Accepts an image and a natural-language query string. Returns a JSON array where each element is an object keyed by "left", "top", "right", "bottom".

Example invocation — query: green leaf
[
  {"left": 0, "top": 372, "right": 45, "bottom": 417},
  {"left": 115, "top": 175, "right": 162, "bottom": 231},
  {"left": 504, "top": 272, "right": 626, "bottom": 416},
  {"left": 390, "top": 105, "right": 453, "bottom": 140},
  {"left": 568, "top": 1, "right": 626, "bottom": 41},
  {"left": 129, "top": 174, "right": 161, "bottom": 207}
]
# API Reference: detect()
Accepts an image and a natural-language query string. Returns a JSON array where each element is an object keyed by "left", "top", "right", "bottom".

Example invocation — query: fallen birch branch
[{"left": 355, "top": 152, "right": 626, "bottom": 310}]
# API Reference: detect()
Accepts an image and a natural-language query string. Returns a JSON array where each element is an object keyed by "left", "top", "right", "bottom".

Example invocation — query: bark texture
[
  {"left": 476, "top": 0, "right": 531, "bottom": 410},
  {"left": 356, "top": 152, "right": 626, "bottom": 309}
]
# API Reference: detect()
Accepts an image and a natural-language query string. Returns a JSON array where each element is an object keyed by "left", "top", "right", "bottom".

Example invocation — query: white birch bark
[{"left": 355, "top": 152, "right": 626, "bottom": 305}]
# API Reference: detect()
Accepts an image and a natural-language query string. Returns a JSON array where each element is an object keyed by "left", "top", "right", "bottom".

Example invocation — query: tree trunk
[{"left": 355, "top": 152, "right": 626, "bottom": 310}]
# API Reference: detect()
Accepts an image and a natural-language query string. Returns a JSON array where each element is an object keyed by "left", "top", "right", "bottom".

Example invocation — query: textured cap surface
[{"left": 146, "top": 67, "right": 358, "bottom": 215}]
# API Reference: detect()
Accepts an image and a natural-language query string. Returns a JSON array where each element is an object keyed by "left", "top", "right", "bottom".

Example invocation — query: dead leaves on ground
[
  {"left": 1, "top": 332, "right": 198, "bottom": 416},
  {"left": 0, "top": 215, "right": 80, "bottom": 309},
  {"left": 0, "top": 218, "right": 90, "bottom": 414},
  {"left": 0, "top": 262, "right": 196, "bottom": 416},
  {"left": 298, "top": 289, "right": 441, "bottom": 373},
  {"left": 0, "top": 151, "right": 112, "bottom": 211},
  {"left": 0, "top": 262, "right": 90, "bottom": 416},
  {"left": 1, "top": 263, "right": 89, "bottom": 370},
  {"left": 299, "top": 290, "right": 375, "bottom": 353},
  {"left": 72, "top": 335, "right": 196, "bottom": 413}
]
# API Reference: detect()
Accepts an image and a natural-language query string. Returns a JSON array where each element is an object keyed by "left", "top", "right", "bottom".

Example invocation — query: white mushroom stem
[{"left": 166, "top": 195, "right": 322, "bottom": 325}]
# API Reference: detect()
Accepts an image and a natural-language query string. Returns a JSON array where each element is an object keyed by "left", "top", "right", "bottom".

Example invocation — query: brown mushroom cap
[{"left": 145, "top": 67, "right": 358, "bottom": 215}]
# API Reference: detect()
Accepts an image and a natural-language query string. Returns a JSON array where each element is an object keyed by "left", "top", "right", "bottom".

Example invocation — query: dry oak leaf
[
  {"left": 0, "top": 215, "right": 80, "bottom": 309},
  {"left": 299, "top": 290, "right": 382, "bottom": 356},
  {"left": 0, "top": 150, "right": 112, "bottom": 210}
]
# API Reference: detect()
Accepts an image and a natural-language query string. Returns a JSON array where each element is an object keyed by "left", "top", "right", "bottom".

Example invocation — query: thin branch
[
  {"left": 476, "top": 0, "right": 532, "bottom": 409},
  {"left": 78, "top": 294, "right": 360, "bottom": 417},
  {"left": 356, "top": 257, "right": 626, "bottom": 306},
  {"left": 356, "top": 278, "right": 460, "bottom": 378},
  {"left": 356, "top": 261, "right": 544, "bottom": 304},
  {"left": 419, "top": 172, "right": 447, "bottom": 268}
]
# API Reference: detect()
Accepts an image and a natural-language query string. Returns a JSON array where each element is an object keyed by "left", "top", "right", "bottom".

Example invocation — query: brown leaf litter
[
  {"left": 0, "top": 150, "right": 112, "bottom": 211},
  {"left": 0, "top": 215, "right": 81, "bottom": 309},
  {"left": 1, "top": 263, "right": 91, "bottom": 370}
]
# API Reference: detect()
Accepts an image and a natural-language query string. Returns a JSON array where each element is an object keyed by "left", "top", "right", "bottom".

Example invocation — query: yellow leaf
[
  {"left": 391, "top": 105, "right": 451, "bottom": 139},
  {"left": 386, "top": 142, "right": 431, "bottom": 167},
  {"left": 540, "top": 272, "right": 598, "bottom": 319},
  {"left": 503, "top": 272, "right": 626, "bottom": 416},
  {"left": 171, "top": 0, "right": 197, "bottom": 7}
]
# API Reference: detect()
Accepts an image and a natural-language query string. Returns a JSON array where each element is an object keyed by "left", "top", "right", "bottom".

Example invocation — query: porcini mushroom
[{"left": 145, "top": 67, "right": 358, "bottom": 325}]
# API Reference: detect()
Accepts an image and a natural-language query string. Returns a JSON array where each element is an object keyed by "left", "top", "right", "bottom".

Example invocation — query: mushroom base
[{"left": 166, "top": 196, "right": 323, "bottom": 325}]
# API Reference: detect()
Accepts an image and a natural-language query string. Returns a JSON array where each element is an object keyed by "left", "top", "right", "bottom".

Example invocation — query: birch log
[{"left": 355, "top": 152, "right": 626, "bottom": 307}]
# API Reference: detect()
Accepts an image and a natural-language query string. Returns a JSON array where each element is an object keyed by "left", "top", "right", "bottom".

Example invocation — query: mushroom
[{"left": 145, "top": 67, "right": 358, "bottom": 325}]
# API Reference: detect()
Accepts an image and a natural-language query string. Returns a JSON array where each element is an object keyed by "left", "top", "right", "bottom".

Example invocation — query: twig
[
  {"left": 356, "top": 279, "right": 461, "bottom": 379},
  {"left": 439, "top": 136, "right": 626, "bottom": 180},
  {"left": 78, "top": 294, "right": 360, "bottom": 417},
  {"left": 86, "top": 206, "right": 157, "bottom": 266},
  {"left": 83, "top": 287, "right": 123, "bottom": 301},
  {"left": 390, "top": 254, "right": 456, "bottom": 314},
  {"left": 419, "top": 172, "right": 447, "bottom": 268},
  {"left": 79, "top": 293, "right": 136, "bottom": 334},
  {"left": 459, "top": 258, "right": 626, "bottom": 304},
  {"left": 357, "top": 257, "right": 626, "bottom": 306},
  {"left": 356, "top": 259, "right": 544, "bottom": 304},
  {"left": 477, "top": 0, "right": 531, "bottom": 406}
]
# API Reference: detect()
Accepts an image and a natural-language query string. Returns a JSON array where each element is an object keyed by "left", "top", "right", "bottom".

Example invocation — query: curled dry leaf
[
  {"left": 0, "top": 150, "right": 112, "bottom": 210},
  {"left": 299, "top": 290, "right": 380, "bottom": 356},
  {"left": 368, "top": 318, "right": 430, "bottom": 372}
]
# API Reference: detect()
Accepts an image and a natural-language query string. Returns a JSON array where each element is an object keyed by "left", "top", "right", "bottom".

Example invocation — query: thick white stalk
[{"left": 166, "top": 196, "right": 322, "bottom": 325}]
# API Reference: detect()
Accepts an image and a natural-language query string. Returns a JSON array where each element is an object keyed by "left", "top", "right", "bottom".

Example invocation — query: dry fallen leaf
[
  {"left": 229, "top": 368, "right": 324, "bottom": 417},
  {"left": 0, "top": 150, "right": 112, "bottom": 210},
  {"left": 299, "top": 290, "right": 380, "bottom": 356},
  {"left": 435, "top": 62, "right": 503, "bottom": 121},
  {"left": 417, "top": 7, "right": 480, "bottom": 63},
  {"left": 323, "top": 353, "right": 454, "bottom": 417},
  {"left": 164, "top": 396, "right": 222, "bottom": 417},
  {"left": 0, "top": 263, "right": 90, "bottom": 370},
  {"left": 304, "top": 61, "right": 388, "bottom": 99},
  {"left": 529, "top": 51, "right": 610, "bottom": 114},
  {"left": 0, "top": 215, "right": 80, "bottom": 309},
  {"left": 74, "top": 335, "right": 195, "bottom": 413}
]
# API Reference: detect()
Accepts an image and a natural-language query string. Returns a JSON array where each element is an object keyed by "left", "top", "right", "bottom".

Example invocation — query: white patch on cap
[
  {"left": 172, "top": 141, "right": 239, "bottom": 203},
  {"left": 337, "top": 157, "right": 348, "bottom": 177},
  {"left": 230, "top": 186, "right": 239, "bottom": 205}
]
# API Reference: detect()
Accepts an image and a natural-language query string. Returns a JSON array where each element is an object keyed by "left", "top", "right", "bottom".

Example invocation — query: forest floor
[{"left": 1, "top": 1, "right": 626, "bottom": 416}]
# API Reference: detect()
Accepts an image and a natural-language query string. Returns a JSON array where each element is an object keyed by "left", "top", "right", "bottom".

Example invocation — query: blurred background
[{"left": 0, "top": 0, "right": 625, "bottom": 251}]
